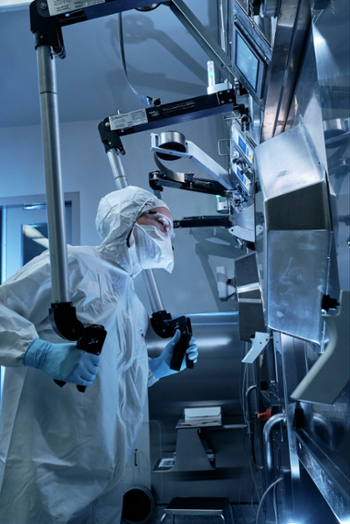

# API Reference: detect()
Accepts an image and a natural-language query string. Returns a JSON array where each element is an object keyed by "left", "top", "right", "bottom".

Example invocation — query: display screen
[{"left": 236, "top": 32, "right": 259, "bottom": 90}]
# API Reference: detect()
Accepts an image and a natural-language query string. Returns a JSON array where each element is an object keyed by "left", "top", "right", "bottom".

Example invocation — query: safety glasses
[{"left": 142, "top": 211, "right": 175, "bottom": 240}]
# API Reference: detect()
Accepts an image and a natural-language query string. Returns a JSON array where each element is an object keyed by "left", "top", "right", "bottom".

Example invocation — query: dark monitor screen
[{"left": 236, "top": 32, "right": 259, "bottom": 90}]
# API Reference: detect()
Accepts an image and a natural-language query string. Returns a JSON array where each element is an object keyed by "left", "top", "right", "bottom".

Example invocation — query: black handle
[
  {"left": 54, "top": 324, "right": 107, "bottom": 392},
  {"left": 170, "top": 316, "right": 193, "bottom": 371},
  {"left": 54, "top": 379, "right": 66, "bottom": 387}
]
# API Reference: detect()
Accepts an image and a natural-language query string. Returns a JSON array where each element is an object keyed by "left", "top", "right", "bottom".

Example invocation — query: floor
[{"left": 122, "top": 503, "right": 258, "bottom": 524}]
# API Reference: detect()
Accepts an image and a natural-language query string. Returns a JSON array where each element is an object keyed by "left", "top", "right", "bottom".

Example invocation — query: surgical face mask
[{"left": 129, "top": 224, "right": 174, "bottom": 275}]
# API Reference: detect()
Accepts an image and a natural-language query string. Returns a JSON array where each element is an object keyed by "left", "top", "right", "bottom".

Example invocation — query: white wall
[{"left": 0, "top": 113, "right": 240, "bottom": 314}]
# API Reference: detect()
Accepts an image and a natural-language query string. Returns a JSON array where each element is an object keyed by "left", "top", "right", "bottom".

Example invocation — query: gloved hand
[
  {"left": 149, "top": 330, "right": 198, "bottom": 379},
  {"left": 23, "top": 338, "right": 101, "bottom": 386}
]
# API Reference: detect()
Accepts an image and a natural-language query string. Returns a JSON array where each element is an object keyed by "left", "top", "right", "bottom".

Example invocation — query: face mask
[{"left": 129, "top": 224, "right": 174, "bottom": 275}]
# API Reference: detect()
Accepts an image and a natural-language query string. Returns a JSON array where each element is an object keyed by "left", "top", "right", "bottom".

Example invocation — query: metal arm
[
  {"left": 99, "top": 130, "right": 194, "bottom": 370},
  {"left": 34, "top": 43, "right": 107, "bottom": 393},
  {"left": 106, "top": 148, "right": 128, "bottom": 190},
  {"left": 150, "top": 132, "right": 233, "bottom": 190},
  {"left": 37, "top": 45, "right": 69, "bottom": 305},
  {"left": 100, "top": 134, "right": 166, "bottom": 315},
  {"left": 37, "top": 45, "right": 87, "bottom": 341}
]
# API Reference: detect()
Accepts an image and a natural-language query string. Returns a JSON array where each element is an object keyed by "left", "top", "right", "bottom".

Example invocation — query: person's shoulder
[
  {"left": 67, "top": 245, "right": 101, "bottom": 273},
  {"left": 67, "top": 245, "right": 96, "bottom": 259}
]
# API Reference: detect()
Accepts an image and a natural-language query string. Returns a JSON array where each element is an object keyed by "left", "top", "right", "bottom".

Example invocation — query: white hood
[{"left": 95, "top": 186, "right": 169, "bottom": 248}]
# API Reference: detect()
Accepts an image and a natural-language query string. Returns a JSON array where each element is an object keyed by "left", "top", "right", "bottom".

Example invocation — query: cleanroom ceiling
[{"left": 0, "top": 1, "right": 218, "bottom": 128}]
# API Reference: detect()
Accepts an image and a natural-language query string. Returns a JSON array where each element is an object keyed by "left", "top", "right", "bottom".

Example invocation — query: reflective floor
[{"left": 123, "top": 504, "right": 258, "bottom": 524}]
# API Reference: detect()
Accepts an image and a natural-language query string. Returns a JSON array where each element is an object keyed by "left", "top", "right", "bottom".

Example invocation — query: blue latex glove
[
  {"left": 23, "top": 338, "right": 101, "bottom": 386},
  {"left": 150, "top": 330, "right": 198, "bottom": 379}
]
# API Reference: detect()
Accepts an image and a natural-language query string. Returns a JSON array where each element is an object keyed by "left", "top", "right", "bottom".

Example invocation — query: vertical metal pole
[
  {"left": 37, "top": 45, "right": 69, "bottom": 304},
  {"left": 1, "top": 207, "right": 7, "bottom": 399},
  {"left": 1, "top": 206, "right": 7, "bottom": 284},
  {"left": 263, "top": 412, "right": 286, "bottom": 521},
  {"left": 106, "top": 147, "right": 165, "bottom": 313},
  {"left": 107, "top": 148, "right": 128, "bottom": 189}
]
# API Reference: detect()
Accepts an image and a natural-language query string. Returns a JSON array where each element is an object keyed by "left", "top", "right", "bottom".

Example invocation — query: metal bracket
[
  {"left": 228, "top": 205, "right": 263, "bottom": 242},
  {"left": 229, "top": 224, "right": 263, "bottom": 242},
  {"left": 242, "top": 332, "right": 270, "bottom": 363},
  {"left": 174, "top": 216, "right": 232, "bottom": 229},
  {"left": 149, "top": 171, "right": 228, "bottom": 197},
  {"left": 151, "top": 132, "right": 233, "bottom": 190},
  {"left": 216, "top": 266, "right": 236, "bottom": 301},
  {"left": 106, "top": 90, "right": 237, "bottom": 136}
]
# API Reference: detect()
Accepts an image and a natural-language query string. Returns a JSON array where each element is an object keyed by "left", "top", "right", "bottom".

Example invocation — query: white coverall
[{"left": 0, "top": 186, "right": 169, "bottom": 524}]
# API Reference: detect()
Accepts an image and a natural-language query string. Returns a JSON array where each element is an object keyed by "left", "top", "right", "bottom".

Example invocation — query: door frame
[
  {"left": 0, "top": 192, "right": 80, "bottom": 399},
  {"left": 0, "top": 191, "right": 80, "bottom": 283}
]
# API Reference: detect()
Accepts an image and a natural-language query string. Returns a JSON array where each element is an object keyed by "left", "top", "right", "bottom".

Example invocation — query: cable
[
  {"left": 255, "top": 477, "right": 283, "bottom": 524},
  {"left": 249, "top": 460, "right": 262, "bottom": 511},
  {"left": 117, "top": 12, "right": 161, "bottom": 107}
]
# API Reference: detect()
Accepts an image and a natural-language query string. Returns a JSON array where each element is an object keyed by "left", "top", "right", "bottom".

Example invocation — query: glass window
[{"left": 22, "top": 223, "right": 49, "bottom": 266}]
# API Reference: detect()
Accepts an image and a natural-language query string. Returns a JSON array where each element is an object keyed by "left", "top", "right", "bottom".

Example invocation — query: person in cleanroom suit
[{"left": 0, "top": 186, "right": 198, "bottom": 524}]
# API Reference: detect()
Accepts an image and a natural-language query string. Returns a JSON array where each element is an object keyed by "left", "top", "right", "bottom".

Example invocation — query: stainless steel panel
[
  {"left": 296, "top": 427, "right": 350, "bottom": 523},
  {"left": 274, "top": 332, "right": 350, "bottom": 523},
  {"left": 291, "top": 290, "right": 350, "bottom": 405},
  {"left": 256, "top": 122, "right": 331, "bottom": 231},
  {"left": 311, "top": 0, "right": 350, "bottom": 293},
  {"left": 234, "top": 252, "right": 266, "bottom": 341},
  {"left": 261, "top": 0, "right": 311, "bottom": 141},
  {"left": 286, "top": 31, "right": 328, "bottom": 170},
  {"left": 146, "top": 312, "right": 248, "bottom": 503},
  {"left": 267, "top": 229, "right": 329, "bottom": 342},
  {"left": 255, "top": 122, "right": 332, "bottom": 343},
  {"left": 251, "top": 0, "right": 350, "bottom": 519}
]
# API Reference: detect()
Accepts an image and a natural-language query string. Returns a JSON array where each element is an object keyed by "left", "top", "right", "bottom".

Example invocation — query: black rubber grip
[
  {"left": 170, "top": 316, "right": 193, "bottom": 371},
  {"left": 53, "top": 324, "right": 107, "bottom": 392}
]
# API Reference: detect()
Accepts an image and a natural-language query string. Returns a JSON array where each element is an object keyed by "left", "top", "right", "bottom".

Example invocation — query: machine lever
[
  {"left": 54, "top": 324, "right": 107, "bottom": 392},
  {"left": 170, "top": 316, "right": 194, "bottom": 371},
  {"left": 150, "top": 311, "right": 194, "bottom": 371}
]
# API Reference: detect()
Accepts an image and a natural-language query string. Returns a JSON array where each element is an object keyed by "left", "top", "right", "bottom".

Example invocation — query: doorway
[{"left": 0, "top": 192, "right": 80, "bottom": 398}]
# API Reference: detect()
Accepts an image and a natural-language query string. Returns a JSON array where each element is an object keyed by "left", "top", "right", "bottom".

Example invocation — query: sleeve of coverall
[
  {"left": 0, "top": 254, "right": 52, "bottom": 366},
  {"left": 148, "top": 357, "right": 158, "bottom": 387}
]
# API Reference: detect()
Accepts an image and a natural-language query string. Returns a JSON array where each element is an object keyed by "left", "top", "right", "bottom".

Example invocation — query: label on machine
[
  {"left": 232, "top": 126, "right": 254, "bottom": 165},
  {"left": 232, "top": 164, "right": 252, "bottom": 193},
  {"left": 109, "top": 109, "right": 148, "bottom": 131},
  {"left": 47, "top": 0, "right": 104, "bottom": 16}
]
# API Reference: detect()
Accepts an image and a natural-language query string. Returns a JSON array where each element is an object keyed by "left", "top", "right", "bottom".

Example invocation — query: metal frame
[
  {"left": 150, "top": 133, "right": 232, "bottom": 191},
  {"left": 30, "top": 0, "right": 238, "bottom": 330},
  {"left": 260, "top": 0, "right": 311, "bottom": 141}
]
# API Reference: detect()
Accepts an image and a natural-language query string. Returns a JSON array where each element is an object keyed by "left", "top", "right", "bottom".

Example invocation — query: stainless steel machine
[{"left": 26, "top": 0, "right": 349, "bottom": 522}]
